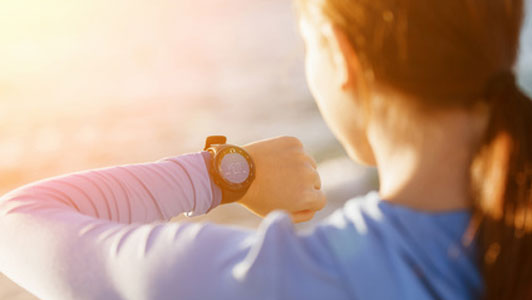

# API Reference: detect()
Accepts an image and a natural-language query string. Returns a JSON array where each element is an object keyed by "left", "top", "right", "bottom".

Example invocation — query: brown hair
[{"left": 296, "top": 0, "right": 532, "bottom": 298}]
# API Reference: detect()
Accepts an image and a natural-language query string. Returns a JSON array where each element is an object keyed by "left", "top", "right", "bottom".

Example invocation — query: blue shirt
[{"left": 193, "top": 192, "right": 482, "bottom": 300}]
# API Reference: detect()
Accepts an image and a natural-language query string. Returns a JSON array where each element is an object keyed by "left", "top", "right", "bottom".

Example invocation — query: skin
[
  {"left": 299, "top": 16, "right": 490, "bottom": 212},
  {"left": 239, "top": 136, "right": 326, "bottom": 223}
]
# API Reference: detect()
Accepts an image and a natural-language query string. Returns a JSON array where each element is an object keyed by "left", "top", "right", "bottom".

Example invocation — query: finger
[
  {"left": 296, "top": 190, "right": 326, "bottom": 212},
  {"left": 302, "top": 164, "right": 321, "bottom": 189},
  {"left": 306, "top": 190, "right": 326, "bottom": 211},
  {"left": 291, "top": 209, "right": 315, "bottom": 223},
  {"left": 308, "top": 155, "right": 318, "bottom": 169},
  {"left": 280, "top": 136, "right": 303, "bottom": 148},
  {"left": 314, "top": 171, "right": 322, "bottom": 190}
]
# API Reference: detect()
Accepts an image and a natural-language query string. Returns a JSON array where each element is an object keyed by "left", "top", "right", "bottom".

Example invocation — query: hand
[{"left": 238, "top": 136, "right": 326, "bottom": 223}]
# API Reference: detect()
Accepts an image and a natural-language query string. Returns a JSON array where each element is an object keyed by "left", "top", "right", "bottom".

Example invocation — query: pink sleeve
[
  {"left": 0, "top": 152, "right": 221, "bottom": 224},
  {"left": 0, "top": 152, "right": 225, "bottom": 299}
]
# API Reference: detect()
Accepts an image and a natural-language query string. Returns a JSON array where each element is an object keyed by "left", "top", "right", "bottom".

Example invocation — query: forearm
[
  {"left": 0, "top": 152, "right": 222, "bottom": 299},
  {"left": 0, "top": 152, "right": 221, "bottom": 224}
]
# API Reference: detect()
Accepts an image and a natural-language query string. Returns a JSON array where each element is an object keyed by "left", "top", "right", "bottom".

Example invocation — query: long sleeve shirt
[{"left": 0, "top": 152, "right": 482, "bottom": 300}]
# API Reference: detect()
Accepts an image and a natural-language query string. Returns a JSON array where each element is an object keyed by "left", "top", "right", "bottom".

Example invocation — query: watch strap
[
  {"left": 200, "top": 151, "right": 223, "bottom": 212},
  {"left": 220, "top": 184, "right": 251, "bottom": 204},
  {"left": 204, "top": 135, "right": 227, "bottom": 150}
]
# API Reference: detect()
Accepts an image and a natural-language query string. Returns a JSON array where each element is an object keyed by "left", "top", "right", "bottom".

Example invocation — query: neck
[{"left": 368, "top": 105, "right": 487, "bottom": 212}]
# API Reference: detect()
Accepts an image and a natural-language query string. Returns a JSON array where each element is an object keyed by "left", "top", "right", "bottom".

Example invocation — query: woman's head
[
  {"left": 297, "top": 0, "right": 524, "bottom": 164},
  {"left": 296, "top": 0, "right": 532, "bottom": 298}
]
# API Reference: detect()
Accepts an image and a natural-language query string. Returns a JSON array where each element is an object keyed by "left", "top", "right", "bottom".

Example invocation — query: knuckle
[
  {"left": 315, "top": 191, "right": 327, "bottom": 210},
  {"left": 313, "top": 168, "right": 321, "bottom": 179},
  {"left": 296, "top": 154, "right": 314, "bottom": 170},
  {"left": 296, "top": 152, "right": 308, "bottom": 163},
  {"left": 302, "top": 191, "right": 326, "bottom": 211},
  {"left": 306, "top": 168, "right": 317, "bottom": 180},
  {"left": 307, "top": 155, "right": 318, "bottom": 168},
  {"left": 307, "top": 168, "right": 320, "bottom": 186},
  {"left": 298, "top": 152, "right": 317, "bottom": 168},
  {"left": 302, "top": 164, "right": 311, "bottom": 172},
  {"left": 281, "top": 136, "right": 303, "bottom": 148}
]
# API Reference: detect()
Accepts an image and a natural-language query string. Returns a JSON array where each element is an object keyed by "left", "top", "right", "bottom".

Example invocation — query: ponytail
[{"left": 470, "top": 71, "right": 532, "bottom": 299}]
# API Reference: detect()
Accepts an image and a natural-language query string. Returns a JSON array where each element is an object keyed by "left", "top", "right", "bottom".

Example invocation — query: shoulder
[
  {"left": 316, "top": 190, "right": 473, "bottom": 249},
  {"left": 311, "top": 191, "right": 481, "bottom": 299}
]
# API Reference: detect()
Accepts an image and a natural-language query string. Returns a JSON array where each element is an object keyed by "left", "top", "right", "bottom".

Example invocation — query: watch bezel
[{"left": 211, "top": 145, "right": 255, "bottom": 192}]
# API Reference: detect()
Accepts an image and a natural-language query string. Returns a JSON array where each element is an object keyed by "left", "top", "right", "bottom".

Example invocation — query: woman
[{"left": 1, "top": 0, "right": 531, "bottom": 299}]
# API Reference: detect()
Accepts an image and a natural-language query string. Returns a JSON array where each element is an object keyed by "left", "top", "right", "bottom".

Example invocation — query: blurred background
[{"left": 0, "top": 0, "right": 531, "bottom": 299}]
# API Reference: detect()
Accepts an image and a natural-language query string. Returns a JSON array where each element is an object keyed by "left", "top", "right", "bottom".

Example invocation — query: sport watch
[{"left": 203, "top": 135, "right": 255, "bottom": 203}]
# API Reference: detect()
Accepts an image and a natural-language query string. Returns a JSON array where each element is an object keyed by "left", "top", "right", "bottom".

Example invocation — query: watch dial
[{"left": 219, "top": 153, "right": 250, "bottom": 184}]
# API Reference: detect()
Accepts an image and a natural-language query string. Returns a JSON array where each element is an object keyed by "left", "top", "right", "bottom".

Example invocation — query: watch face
[{"left": 219, "top": 152, "right": 250, "bottom": 184}]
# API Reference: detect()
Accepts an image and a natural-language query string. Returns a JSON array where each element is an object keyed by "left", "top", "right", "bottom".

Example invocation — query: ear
[{"left": 322, "top": 24, "right": 362, "bottom": 90}]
